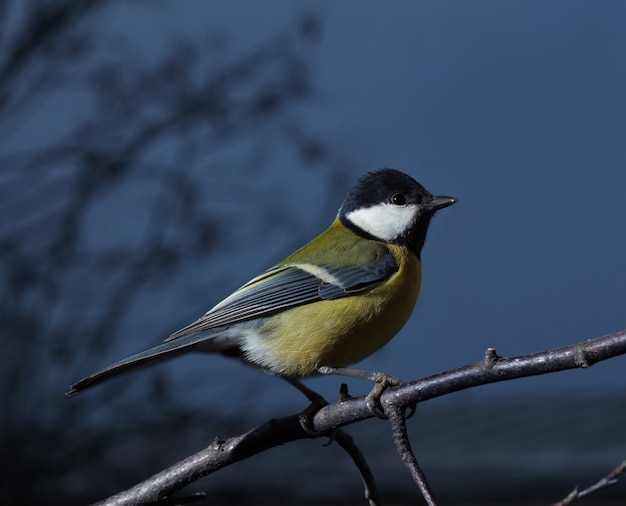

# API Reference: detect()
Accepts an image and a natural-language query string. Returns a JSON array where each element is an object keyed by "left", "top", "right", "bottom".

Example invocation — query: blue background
[{"left": 2, "top": 1, "right": 625, "bottom": 504}]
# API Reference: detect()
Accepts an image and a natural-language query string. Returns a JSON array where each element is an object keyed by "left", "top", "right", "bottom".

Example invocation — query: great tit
[{"left": 66, "top": 168, "right": 456, "bottom": 410}]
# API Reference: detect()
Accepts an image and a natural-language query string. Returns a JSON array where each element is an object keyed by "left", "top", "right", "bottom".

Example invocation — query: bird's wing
[{"left": 164, "top": 253, "right": 398, "bottom": 342}]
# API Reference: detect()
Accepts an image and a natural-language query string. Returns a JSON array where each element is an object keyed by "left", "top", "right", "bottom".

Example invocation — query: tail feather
[{"left": 65, "top": 333, "right": 217, "bottom": 397}]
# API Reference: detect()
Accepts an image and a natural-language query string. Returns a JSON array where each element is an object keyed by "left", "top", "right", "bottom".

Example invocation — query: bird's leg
[
  {"left": 283, "top": 377, "right": 329, "bottom": 434},
  {"left": 317, "top": 366, "right": 402, "bottom": 419}
]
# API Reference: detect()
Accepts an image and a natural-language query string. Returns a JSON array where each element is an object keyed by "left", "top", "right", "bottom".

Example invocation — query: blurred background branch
[{"left": 0, "top": 2, "right": 335, "bottom": 504}]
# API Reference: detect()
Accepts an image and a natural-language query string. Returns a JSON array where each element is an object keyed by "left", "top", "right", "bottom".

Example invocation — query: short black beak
[{"left": 428, "top": 195, "right": 457, "bottom": 212}]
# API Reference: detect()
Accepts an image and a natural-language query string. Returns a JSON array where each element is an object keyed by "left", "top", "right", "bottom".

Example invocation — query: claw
[
  {"left": 297, "top": 396, "right": 329, "bottom": 435},
  {"left": 315, "top": 366, "right": 403, "bottom": 419},
  {"left": 365, "top": 373, "right": 402, "bottom": 419},
  {"left": 283, "top": 377, "right": 330, "bottom": 434}
]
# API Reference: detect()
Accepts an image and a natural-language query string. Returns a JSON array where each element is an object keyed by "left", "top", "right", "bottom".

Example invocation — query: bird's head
[{"left": 339, "top": 168, "right": 456, "bottom": 257}]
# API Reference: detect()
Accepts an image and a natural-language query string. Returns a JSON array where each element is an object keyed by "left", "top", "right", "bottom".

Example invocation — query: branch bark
[
  {"left": 387, "top": 404, "right": 438, "bottom": 505},
  {"left": 95, "top": 328, "right": 626, "bottom": 506},
  {"left": 551, "top": 460, "right": 626, "bottom": 505}
]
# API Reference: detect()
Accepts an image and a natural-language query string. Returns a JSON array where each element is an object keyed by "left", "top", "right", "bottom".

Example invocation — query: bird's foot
[
  {"left": 317, "top": 366, "right": 403, "bottom": 419},
  {"left": 365, "top": 373, "right": 402, "bottom": 419},
  {"left": 298, "top": 394, "right": 329, "bottom": 435},
  {"left": 283, "top": 377, "right": 329, "bottom": 434}
]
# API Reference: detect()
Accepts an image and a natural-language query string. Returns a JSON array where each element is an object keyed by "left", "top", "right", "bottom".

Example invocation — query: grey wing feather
[
  {"left": 318, "top": 253, "right": 398, "bottom": 298},
  {"left": 166, "top": 254, "right": 398, "bottom": 342}
]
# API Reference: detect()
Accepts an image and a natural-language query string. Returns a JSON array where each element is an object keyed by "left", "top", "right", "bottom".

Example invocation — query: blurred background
[{"left": 1, "top": 1, "right": 625, "bottom": 504}]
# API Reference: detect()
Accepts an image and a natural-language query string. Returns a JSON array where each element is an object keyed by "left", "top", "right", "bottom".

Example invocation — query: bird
[{"left": 66, "top": 168, "right": 456, "bottom": 417}]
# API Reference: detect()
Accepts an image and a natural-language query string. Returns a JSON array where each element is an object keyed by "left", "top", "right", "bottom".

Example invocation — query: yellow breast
[{"left": 246, "top": 245, "right": 422, "bottom": 377}]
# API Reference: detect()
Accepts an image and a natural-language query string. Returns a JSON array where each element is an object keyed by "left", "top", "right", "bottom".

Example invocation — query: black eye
[{"left": 390, "top": 193, "right": 407, "bottom": 206}]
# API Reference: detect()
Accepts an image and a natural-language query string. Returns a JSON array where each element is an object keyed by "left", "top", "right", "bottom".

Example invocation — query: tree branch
[
  {"left": 387, "top": 404, "right": 438, "bottom": 505},
  {"left": 95, "top": 328, "right": 626, "bottom": 505},
  {"left": 332, "top": 429, "right": 381, "bottom": 506},
  {"left": 551, "top": 460, "right": 626, "bottom": 505}
]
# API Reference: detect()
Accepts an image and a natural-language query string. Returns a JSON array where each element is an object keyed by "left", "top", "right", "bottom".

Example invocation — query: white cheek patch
[{"left": 345, "top": 203, "right": 418, "bottom": 241}]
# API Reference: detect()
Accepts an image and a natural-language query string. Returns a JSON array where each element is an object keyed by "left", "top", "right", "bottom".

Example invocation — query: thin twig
[
  {"left": 333, "top": 429, "right": 381, "bottom": 506},
  {"left": 386, "top": 404, "right": 438, "bottom": 506},
  {"left": 551, "top": 460, "right": 626, "bottom": 505}
]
